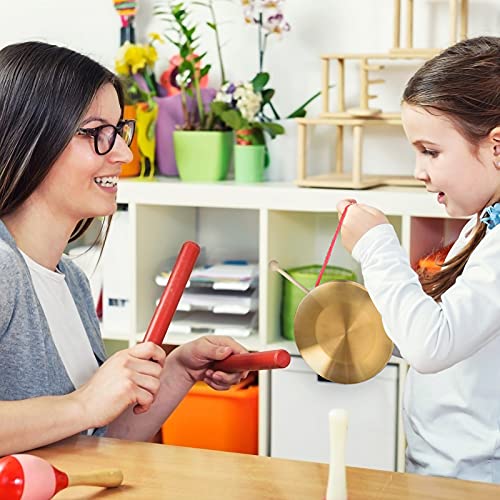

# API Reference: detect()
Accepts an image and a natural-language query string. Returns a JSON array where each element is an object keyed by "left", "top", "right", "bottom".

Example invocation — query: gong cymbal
[{"left": 294, "top": 281, "right": 393, "bottom": 384}]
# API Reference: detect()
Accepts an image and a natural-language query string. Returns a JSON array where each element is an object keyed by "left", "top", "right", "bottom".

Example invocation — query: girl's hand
[
  {"left": 170, "top": 336, "right": 249, "bottom": 390},
  {"left": 75, "top": 342, "right": 166, "bottom": 427},
  {"left": 337, "top": 199, "right": 389, "bottom": 253}
]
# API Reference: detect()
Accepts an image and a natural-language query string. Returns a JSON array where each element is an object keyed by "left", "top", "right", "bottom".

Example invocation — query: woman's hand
[
  {"left": 337, "top": 199, "right": 389, "bottom": 253},
  {"left": 169, "top": 336, "right": 249, "bottom": 390},
  {"left": 75, "top": 342, "right": 166, "bottom": 427}
]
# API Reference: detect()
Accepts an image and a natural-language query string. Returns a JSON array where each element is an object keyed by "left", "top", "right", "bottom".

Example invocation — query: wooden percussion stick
[
  {"left": 66, "top": 469, "right": 123, "bottom": 487},
  {"left": 143, "top": 241, "right": 200, "bottom": 345},
  {"left": 326, "top": 409, "right": 348, "bottom": 500},
  {"left": 269, "top": 260, "right": 309, "bottom": 294},
  {"left": 212, "top": 350, "right": 291, "bottom": 372}
]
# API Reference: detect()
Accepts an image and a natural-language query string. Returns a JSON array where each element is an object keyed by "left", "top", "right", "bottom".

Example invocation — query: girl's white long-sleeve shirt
[{"left": 352, "top": 217, "right": 500, "bottom": 483}]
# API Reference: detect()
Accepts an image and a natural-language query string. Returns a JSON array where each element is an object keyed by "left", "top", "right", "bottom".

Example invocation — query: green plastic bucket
[{"left": 281, "top": 265, "right": 357, "bottom": 341}]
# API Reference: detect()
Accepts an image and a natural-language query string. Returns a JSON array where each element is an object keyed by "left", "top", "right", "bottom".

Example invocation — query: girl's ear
[{"left": 489, "top": 127, "right": 500, "bottom": 166}]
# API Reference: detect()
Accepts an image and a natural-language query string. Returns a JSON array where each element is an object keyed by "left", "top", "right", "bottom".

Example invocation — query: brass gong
[{"left": 294, "top": 281, "right": 393, "bottom": 384}]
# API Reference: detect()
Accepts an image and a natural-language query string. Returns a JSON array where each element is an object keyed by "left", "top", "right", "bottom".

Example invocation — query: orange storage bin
[{"left": 161, "top": 376, "right": 258, "bottom": 455}]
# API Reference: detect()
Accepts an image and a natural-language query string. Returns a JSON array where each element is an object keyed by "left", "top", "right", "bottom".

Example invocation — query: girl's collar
[{"left": 480, "top": 203, "right": 500, "bottom": 230}]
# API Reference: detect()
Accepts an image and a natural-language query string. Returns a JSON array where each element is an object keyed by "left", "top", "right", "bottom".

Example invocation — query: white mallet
[{"left": 325, "top": 409, "right": 348, "bottom": 500}]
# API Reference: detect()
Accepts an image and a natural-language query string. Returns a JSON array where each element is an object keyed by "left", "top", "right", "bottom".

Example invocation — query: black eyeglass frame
[{"left": 77, "top": 119, "right": 136, "bottom": 156}]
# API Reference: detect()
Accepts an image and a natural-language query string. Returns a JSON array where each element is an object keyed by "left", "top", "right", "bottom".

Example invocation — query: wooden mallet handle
[
  {"left": 142, "top": 241, "right": 200, "bottom": 345},
  {"left": 67, "top": 468, "right": 123, "bottom": 488},
  {"left": 212, "top": 349, "right": 291, "bottom": 372}
]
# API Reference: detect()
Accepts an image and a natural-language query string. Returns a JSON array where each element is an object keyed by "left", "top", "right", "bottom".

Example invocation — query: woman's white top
[
  {"left": 352, "top": 217, "right": 500, "bottom": 483},
  {"left": 19, "top": 251, "right": 99, "bottom": 390}
]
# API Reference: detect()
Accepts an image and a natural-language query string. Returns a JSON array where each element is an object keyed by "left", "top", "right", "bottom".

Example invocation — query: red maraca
[{"left": 0, "top": 454, "right": 123, "bottom": 500}]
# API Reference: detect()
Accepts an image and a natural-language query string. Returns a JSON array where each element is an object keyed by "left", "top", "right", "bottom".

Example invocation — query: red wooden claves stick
[
  {"left": 143, "top": 241, "right": 200, "bottom": 345},
  {"left": 212, "top": 349, "right": 291, "bottom": 372}
]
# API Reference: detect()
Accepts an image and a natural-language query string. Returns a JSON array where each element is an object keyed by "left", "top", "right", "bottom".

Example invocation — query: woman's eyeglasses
[{"left": 76, "top": 119, "right": 136, "bottom": 156}]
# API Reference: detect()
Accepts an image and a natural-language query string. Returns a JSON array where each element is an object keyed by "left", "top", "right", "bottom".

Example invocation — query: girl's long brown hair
[{"left": 403, "top": 36, "right": 500, "bottom": 301}]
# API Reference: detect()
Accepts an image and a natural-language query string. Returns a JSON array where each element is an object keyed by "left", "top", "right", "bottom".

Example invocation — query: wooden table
[{"left": 30, "top": 436, "right": 500, "bottom": 499}]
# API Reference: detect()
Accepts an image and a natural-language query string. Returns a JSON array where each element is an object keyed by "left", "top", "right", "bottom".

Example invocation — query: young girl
[
  {"left": 337, "top": 36, "right": 500, "bottom": 483},
  {"left": 0, "top": 41, "right": 248, "bottom": 456}
]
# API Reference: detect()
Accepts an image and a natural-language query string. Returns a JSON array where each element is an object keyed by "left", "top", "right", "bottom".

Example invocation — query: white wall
[{"left": 1, "top": 1, "right": 498, "bottom": 180}]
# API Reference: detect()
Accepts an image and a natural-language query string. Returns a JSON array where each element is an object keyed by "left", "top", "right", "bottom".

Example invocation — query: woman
[{"left": 0, "top": 41, "right": 248, "bottom": 455}]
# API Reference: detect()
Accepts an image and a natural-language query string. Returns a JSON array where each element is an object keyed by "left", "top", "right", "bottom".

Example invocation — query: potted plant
[
  {"left": 240, "top": 0, "right": 330, "bottom": 181},
  {"left": 114, "top": 34, "right": 163, "bottom": 178},
  {"left": 154, "top": 1, "right": 233, "bottom": 182},
  {"left": 211, "top": 72, "right": 285, "bottom": 182}
]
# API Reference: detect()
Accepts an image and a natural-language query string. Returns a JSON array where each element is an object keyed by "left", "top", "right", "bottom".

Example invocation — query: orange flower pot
[{"left": 120, "top": 104, "right": 141, "bottom": 178}]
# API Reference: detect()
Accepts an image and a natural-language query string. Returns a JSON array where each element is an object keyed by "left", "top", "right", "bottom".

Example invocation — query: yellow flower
[
  {"left": 126, "top": 45, "right": 147, "bottom": 74},
  {"left": 115, "top": 59, "right": 130, "bottom": 76},
  {"left": 148, "top": 32, "right": 165, "bottom": 44},
  {"left": 115, "top": 41, "right": 133, "bottom": 75},
  {"left": 143, "top": 45, "right": 158, "bottom": 67}
]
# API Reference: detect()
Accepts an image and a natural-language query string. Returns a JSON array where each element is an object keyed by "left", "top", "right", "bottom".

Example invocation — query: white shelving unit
[{"left": 100, "top": 178, "right": 466, "bottom": 471}]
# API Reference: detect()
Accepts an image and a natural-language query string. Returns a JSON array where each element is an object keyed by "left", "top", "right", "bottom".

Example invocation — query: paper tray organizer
[
  {"left": 155, "top": 262, "right": 259, "bottom": 338},
  {"left": 167, "top": 311, "right": 257, "bottom": 338}
]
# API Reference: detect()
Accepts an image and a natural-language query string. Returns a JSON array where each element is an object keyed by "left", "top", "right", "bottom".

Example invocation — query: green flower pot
[
  {"left": 234, "top": 144, "right": 266, "bottom": 183},
  {"left": 173, "top": 131, "right": 233, "bottom": 182}
]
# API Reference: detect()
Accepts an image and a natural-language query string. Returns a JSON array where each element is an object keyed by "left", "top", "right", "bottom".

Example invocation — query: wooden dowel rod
[
  {"left": 460, "top": 0, "right": 468, "bottom": 40},
  {"left": 406, "top": 0, "right": 414, "bottom": 48},
  {"left": 67, "top": 469, "right": 123, "bottom": 488},
  {"left": 352, "top": 125, "right": 363, "bottom": 185},
  {"left": 393, "top": 0, "right": 401, "bottom": 49},
  {"left": 297, "top": 123, "right": 307, "bottom": 180},
  {"left": 322, "top": 58, "right": 330, "bottom": 114},
  {"left": 335, "top": 125, "right": 344, "bottom": 174},
  {"left": 337, "top": 59, "right": 345, "bottom": 112}
]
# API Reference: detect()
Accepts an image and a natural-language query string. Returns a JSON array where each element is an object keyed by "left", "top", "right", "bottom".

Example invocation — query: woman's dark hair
[
  {"left": 403, "top": 36, "right": 500, "bottom": 301},
  {"left": 0, "top": 41, "right": 124, "bottom": 241}
]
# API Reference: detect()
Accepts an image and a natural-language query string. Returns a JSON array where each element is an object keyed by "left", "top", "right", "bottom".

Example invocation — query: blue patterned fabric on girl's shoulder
[{"left": 480, "top": 203, "right": 500, "bottom": 230}]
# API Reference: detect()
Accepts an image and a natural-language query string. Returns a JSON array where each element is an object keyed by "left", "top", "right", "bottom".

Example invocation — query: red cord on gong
[{"left": 315, "top": 202, "right": 355, "bottom": 288}]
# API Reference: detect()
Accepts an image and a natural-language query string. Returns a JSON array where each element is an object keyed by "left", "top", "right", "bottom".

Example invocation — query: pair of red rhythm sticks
[{"left": 143, "top": 241, "right": 291, "bottom": 372}]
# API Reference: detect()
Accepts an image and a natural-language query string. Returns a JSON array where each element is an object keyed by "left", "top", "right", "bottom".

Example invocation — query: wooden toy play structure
[
  {"left": 296, "top": 0, "right": 470, "bottom": 189},
  {"left": 391, "top": 0, "right": 469, "bottom": 55}
]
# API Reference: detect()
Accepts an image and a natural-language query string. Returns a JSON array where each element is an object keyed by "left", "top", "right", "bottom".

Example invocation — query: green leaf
[
  {"left": 287, "top": 107, "right": 307, "bottom": 118},
  {"left": 251, "top": 72, "right": 270, "bottom": 92},
  {"left": 165, "top": 35, "right": 181, "bottom": 49},
  {"left": 210, "top": 101, "right": 230, "bottom": 115},
  {"left": 180, "top": 58, "right": 194, "bottom": 69},
  {"left": 207, "top": 21, "right": 216, "bottom": 30},
  {"left": 180, "top": 44, "right": 190, "bottom": 58},
  {"left": 261, "top": 88, "right": 275, "bottom": 103},
  {"left": 193, "top": 51, "right": 207, "bottom": 63},
  {"left": 220, "top": 109, "right": 247, "bottom": 130},
  {"left": 259, "top": 122, "right": 285, "bottom": 139},
  {"left": 285, "top": 87, "right": 334, "bottom": 119},
  {"left": 199, "top": 65, "right": 211, "bottom": 77}
]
